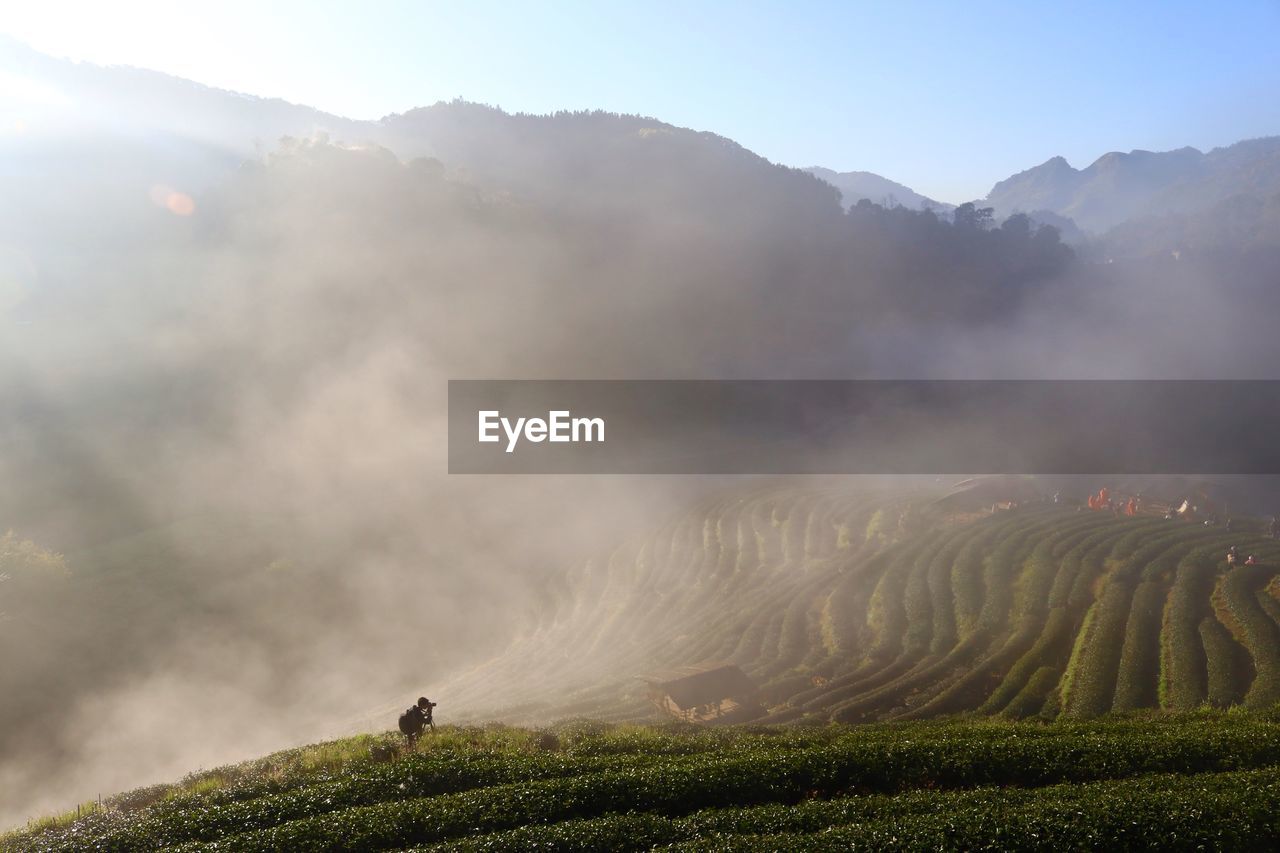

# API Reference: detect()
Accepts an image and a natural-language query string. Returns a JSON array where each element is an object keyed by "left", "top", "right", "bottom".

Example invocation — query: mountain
[
  {"left": 1101, "top": 189, "right": 1280, "bottom": 258},
  {"left": 1, "top": 37, "right": 950, "bottom": 222},
  {"left": 0, "top": 38, "right": 844, "bottom": 224},
  {"left": 985, "top": 138, "right": 1280, "bottom": 233},
  {"left": 376, "top": 102, "right": 845, "bottom": 223},
  {"left": 805, "top": 166, "right": 952, "bottom": 212},
  {"left": 0, "top": 35, "right": 363, "bottom": 155}
]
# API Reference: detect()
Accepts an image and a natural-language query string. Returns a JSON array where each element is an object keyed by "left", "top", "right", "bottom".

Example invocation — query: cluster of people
[
  {"left": 1166, "top": 498, "right": 1229, "bottom": 527},
  {"left": 1086, "top": 487, "right": 1140, "bottom": 517},
  {"left": 1226, "top": 546, "right": 1261, "bottom": 568}
]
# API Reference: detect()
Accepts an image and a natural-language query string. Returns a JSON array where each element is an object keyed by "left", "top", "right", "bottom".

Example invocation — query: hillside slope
[
  {"left": 11, "top": 484, "right": 1280, "bottom": 848},
  {"left": 438, "top": 484, "right": 1280, "bottom": 724},
  {"left": 9, "top": 715, "right": 1280, "bottom": 850}
]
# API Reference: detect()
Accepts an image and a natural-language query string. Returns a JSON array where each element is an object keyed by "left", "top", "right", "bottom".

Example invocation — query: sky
[{"left": 2, "top": 0, "right": 1278, "bottom": 202}]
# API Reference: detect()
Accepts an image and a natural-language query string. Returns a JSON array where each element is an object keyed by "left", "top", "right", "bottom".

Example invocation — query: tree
[
  {"left": 1000, "top": 212, "right": 1032, "bottom": 238},
  {"left": 953, "top": 201, "right": 995, "bottom": 230}
]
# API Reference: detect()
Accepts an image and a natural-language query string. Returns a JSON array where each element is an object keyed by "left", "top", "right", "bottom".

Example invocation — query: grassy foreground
[{"left": 8, "top": 713, "right": 1280, "bottom": 851}]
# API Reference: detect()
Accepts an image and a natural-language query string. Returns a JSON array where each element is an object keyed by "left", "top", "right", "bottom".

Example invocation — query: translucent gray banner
[{"left": 447, "top": 380, "right": 1280, "bottom": 474}]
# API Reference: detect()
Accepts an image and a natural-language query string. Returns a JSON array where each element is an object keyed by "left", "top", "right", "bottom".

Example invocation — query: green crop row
[
  {"left": 1061, "top": 578, "right": 1134, "bottom": 718},
  {"left": 19, "top": 716, "right": 1280, "bottom": 852},
  {"left": 1220, "top": 565, "right": 1280, "bottom": 708},
  {"left": 978, "top": 608, "right": 1071, "bottom": 716},
  {"left": 822, "top": 511, "right": 1045, "bottom": 717},
  {"left": 658, "top": 767, "right": 1280, "bottom": 852},
  {"left": 1111, "top": 580, "right": 1167, "bottom": 711},
  {"left": 1160, "top": 549, "right": 1218, "bottom": 709},
  {"left": 949, "top": 530, "right": 990, "bottom": 639},
  {"left": 1108, "top": 529, "right": 1229, "bottom": 710},
  {"left": 170, "top": 721, "right": 1280, "bottom": 853},
  {"left": 1200, "top": 615, "right": 1253, "bottom": 707},
  {"left": 411, "top": 765, "right": 1280, "bottom": 852},
  {"left": 905, "top": 516, "right": 1083, "bottom": 720},
  {"left": 978, "top": 519, "right": 1125, "bottom": 717},
  {"left": 900, "top": 538, "right": 939, "bottom": 663},
  {"left": 924, "top": 523, "right": 983, "bottom": 656}
]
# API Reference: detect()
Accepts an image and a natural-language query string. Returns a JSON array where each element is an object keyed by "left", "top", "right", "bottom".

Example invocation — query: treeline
[{"left": 196, "top": 138, "right": 1077, "bottom": 376}]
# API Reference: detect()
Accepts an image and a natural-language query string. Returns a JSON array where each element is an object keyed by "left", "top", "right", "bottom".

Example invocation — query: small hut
[{"left": 638, "top": 662, "right": 759, "bottom": 722}]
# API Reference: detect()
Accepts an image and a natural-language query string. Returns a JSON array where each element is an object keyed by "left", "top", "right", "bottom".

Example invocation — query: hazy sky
[{"left": 3, "top": 0, "right": 1278, "bottom": 202}]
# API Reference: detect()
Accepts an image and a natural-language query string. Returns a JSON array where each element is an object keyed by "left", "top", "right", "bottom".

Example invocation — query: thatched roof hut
[{"left": 638, "top": 662, "right": 758, "bottom": 721}]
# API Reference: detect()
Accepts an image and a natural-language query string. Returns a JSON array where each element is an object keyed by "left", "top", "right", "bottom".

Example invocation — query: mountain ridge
[
  {"left": 803, "top": 166, "right": 952, "bottom": 212},
  {"left": 985, "top": 137, "right": 1280, "bottom": 233},
  {"left": 7, "top": 36, "right": 1276, "bottom": 241}
]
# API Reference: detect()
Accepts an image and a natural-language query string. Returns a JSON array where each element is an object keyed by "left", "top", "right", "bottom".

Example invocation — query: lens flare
[{"left": 149, "top": 185, "right": 196, "bottom": 216}]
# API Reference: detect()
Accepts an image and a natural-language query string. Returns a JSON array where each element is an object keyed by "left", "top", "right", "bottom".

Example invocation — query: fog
[{"left": 2, "top": 46, "right": 1280, "bottom": 829}]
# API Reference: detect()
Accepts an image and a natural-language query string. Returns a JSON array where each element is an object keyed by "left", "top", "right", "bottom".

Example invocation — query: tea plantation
[
  {"left": 441, "top": 486, "right": 1280, "bottom": 725},
  {"left": 8, "top": 716, "right": 1280, "bottom": 851},
  {"left": 12, "top": 482, "right": 1280, "bottom": 849}
]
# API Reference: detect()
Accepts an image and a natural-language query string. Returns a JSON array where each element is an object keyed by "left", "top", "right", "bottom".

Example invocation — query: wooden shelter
[{"left": 638, "top": 662, "right": 759, "bottom": 722}]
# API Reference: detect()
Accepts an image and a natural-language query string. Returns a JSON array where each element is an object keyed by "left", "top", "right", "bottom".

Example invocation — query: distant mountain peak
[
  {"left": 984, "top": 137, "right": 1280, "bottom": 233},
  {"left": 804, "top": 167, "right": 952, "bottom": 211}
]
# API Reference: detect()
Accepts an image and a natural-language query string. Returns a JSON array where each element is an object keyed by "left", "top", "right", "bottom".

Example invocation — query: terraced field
[
  {"left": 439, "top": 483, "right": 1280, "bottom": 724},
  {"left": 10, "top": 716, "right": 1280, "bottom": 851},
  {"left": 13, "top": 482, "right": 1280, "bottom": 850}
]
